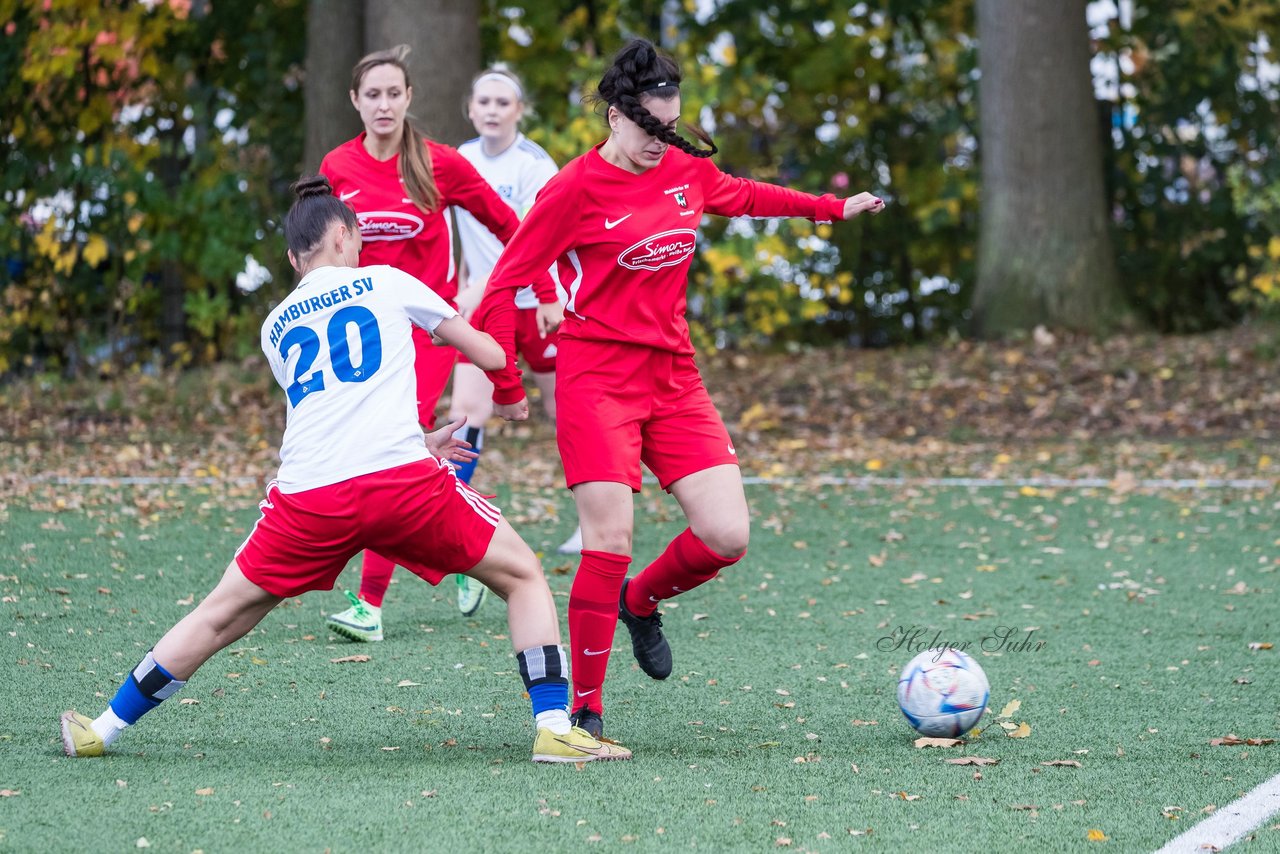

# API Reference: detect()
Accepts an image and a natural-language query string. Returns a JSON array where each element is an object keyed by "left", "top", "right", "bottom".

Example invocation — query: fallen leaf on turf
[
  {"left": 1086, "top": 829, "right": 1108, "bottom": 842},
  {"left": 176, "top": 594, "right": 194, "bottom": 605},
  {"left": 1247, "top": 642, "right": 1273, "bottom": 650},
  {"left": 421, "top": 790, "right": 436, "bottom": 798},
  {"left": 1007, "top": 723, "right": 1032, "bottom": 738},
  {"left": 0, "top": 790, "right": 20, "bottom": 797},
  {"left": 915, "top": 737, "right": 964, "bottom": 748},
  {"left": 1042, "top": 760, "right": 1082, "bottom": 767},
  {"left": 999, "top": 699, "right": 1021, "bottom": 718},
  {"left": 194, "top": 788, "right": 214, "bottom": 796},
  {"left": 179, "top": 698, "right": 199, "bottom": 705},
  {"left": 895, "top": 792, "right": 922, "bottom": 800},
  {"left": 330, "top": 655, "right": 371, "bottom": 663},
  {"left": 945, "top": 757, "right": 998, "bottom": 766},
  {"left": 396, "top": 680, "right": 422, "bottom": 687},
  {"left": 135, "top": 839, "right": 150, "bottom": 849},
  {"left": 1222, "top": 582, "right": 1251, "bottom": 595},
  {"left": 850, "top": 720, "right": 877, "bottom": 726},
  {"left": 900, "top": 572, "right": 927, "bottom": 584},
  {"left": 1210, "top": 735, "right": 1275, "bottom": 746},
  {"left": 1011, "top": 804, "right": 1039, "bottom": 811},
  {"left": 381, "top": 747, "right": 400, "bottom": 752},
  {"left": 868, "top": 553, "right": 886, "bottom": 567}
]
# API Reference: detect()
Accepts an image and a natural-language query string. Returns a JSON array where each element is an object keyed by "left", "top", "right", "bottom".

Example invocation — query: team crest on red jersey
[
  {"left": 357, "top": 211, "right": 425, "bottom": 241},
  {"left": 617, "top": 229, "right": 697, "bottom": 271},
  {"left": 675, "top": 192, "right": 687, "bottom": 208}
]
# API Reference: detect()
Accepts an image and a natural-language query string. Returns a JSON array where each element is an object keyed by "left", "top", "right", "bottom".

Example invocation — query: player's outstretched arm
[{"left": 431, "top": 316, "right": 506, "bottom": 371}]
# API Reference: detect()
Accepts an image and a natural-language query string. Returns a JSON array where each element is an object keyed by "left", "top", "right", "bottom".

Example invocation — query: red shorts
[
  {"left": 235, "top": 458, "right": 500, "bottom": 598},
  {"left": 412, "top": 326, "right": 458, "bottom": 429},
  {"left": 457, "top": 307, "right": 558, "bottom": 374},
  {"left": 555, "top": 339, "right": 738, "bottom": 491}
]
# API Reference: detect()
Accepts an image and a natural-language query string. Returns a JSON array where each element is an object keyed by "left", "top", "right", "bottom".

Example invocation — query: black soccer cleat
[
  {"left": 618, "top": 579, "right": 673, "bottom": 680},
  {"left": 570, "top": 707, "right": 605, "bottom": 740}
]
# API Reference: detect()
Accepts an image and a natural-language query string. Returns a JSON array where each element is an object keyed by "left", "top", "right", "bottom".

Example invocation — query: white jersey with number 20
[{"left": 260, "top": 264, "right": 457, "bottom": 493}]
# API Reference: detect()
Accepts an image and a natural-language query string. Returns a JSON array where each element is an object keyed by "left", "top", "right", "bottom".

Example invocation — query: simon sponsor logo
[
  {"left": 358, "top": 211, "right": 424, "bottom": 241},
  {"left": 617, "top": 229, "right": 697, "bottom": 271}
]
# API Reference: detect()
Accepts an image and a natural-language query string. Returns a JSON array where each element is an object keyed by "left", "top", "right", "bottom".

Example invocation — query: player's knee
[
  {"left": 592, "top": 525, "right": 632, "bottom": 557},
  {"left": 483, "top": 551, "right": 543, "bottom": 600},
  {"left": 701, "top": 522, "right": 749, "bottom": 561}
]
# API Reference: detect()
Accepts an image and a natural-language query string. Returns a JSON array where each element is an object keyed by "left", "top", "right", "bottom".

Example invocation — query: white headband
[{"left": 473, "top": 72, "right": 523, "bottom": 101}]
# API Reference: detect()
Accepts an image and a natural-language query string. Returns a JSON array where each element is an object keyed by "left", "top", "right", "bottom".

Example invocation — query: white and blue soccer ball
[{"left": 896, "top": 648, "right": 990, "bottom": 737}]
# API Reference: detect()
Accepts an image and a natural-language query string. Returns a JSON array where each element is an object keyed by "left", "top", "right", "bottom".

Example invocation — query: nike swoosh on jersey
[
  {"left": 583, "top": 648, "right": 610, "bottom": 656},
  {"left": 604, "top": 214, "right": 632, "bottom": 229},
  {"left": 339, "top": 189, "right": 360, "bottom": 201}
]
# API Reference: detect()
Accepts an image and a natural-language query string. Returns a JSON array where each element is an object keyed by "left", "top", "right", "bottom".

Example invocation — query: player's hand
[
  {"left": 843, "top": 192, "right": 886, "bottom": 219},
  {"left": 494, "top": 398, "right": 530, "bottom": 422},
  {"left": 424, "top": 417, "right": 479, "bottom": 463},
  {"left": 536, "top": 301, "right": 564, "bottom": 338},
  {"left": 455, "top": 280, "right": 486, "bottom": 320}
]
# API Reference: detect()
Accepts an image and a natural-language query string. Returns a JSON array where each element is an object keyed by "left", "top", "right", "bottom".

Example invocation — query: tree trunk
[
  {"left": 302, "top": 0, "right": 365, "bottom": 173},
  {"left": 364, "top": 0, "right": 480, "bottom": 146},
  {"left": 972, "top": 0, "right": 1132, "bottom": 336}
]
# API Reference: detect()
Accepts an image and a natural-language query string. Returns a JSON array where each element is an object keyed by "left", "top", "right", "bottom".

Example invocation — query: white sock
[
  {"left": 535, "top": 708, "right": 571, "bottom": 735},
  {"left": 92, "top": 707, "right": 130, "bottom": 747}
]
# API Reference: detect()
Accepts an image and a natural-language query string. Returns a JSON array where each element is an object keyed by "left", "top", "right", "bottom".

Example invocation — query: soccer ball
[{"left": 896, "top": 648, "right": 990, "bottom": 737}]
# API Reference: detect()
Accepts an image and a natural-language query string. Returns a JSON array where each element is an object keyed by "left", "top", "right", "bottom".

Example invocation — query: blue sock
[
  {"left": 452, "top": 425, "right": 483, "bottom": 484},
  {"left": 109, "top": 651, "right": 186, "bottom": 725},
  {"left": 516, "top": 644, "right": 568, "bottom": 716},
  {"left": 529, "top": 681, "right": 569, "bottom": 717}
]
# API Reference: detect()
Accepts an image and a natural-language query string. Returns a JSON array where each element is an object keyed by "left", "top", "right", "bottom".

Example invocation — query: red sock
[
  {"left": 358, "top": 551, "right": 396, "bottom": 608},
  {"left": 567, "top": 550, "right": 630, "bottom": 714},
  {"left": 625, "top": 528, "right": 744, "bottom": 617}
]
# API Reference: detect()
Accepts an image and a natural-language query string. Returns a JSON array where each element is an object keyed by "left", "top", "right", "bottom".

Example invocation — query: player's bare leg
[
  {"left": 448, "top": 361, "right": 496, "bottom": 615},
  {"left": 61, "top": 561, "right": 283, "bottom": 756},
  {"left": 463, "top": 517, "right": 630, "bottom": 761},
  {"left": 621, "top": 464, "right": 750, "bottom": 679}
]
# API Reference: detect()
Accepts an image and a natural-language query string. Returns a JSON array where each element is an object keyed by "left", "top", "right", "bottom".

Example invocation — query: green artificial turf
[{"left": 2, "top": 483, "right": 1277, "bottom": 852}]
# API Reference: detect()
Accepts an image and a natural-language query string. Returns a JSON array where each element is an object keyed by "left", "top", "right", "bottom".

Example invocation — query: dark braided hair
[
  {"left": 596, "top": 38, "right": 717, "bottom": 158},
  {"left": 285, "top": 175, "right": 359, "bottom": 259}
]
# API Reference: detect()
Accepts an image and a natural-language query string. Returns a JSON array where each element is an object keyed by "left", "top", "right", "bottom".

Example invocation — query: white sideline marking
[
  {"left": 1153, "top": 771, "right": 1280, "bottom": 853},
  {"left": 22, "top": 474, "right": 1276, "bottom": 489},
  {"left": 736, "top": 475, "right": 1275, "bottom": 490}
]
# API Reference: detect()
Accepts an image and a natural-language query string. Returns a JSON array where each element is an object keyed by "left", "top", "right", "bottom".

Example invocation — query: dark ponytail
[
  {"left": 285, "top": 175, "right": 359, "bottom": 259},
  {"left": 595, "top": 38, "right": 717, "bottom": 158}
]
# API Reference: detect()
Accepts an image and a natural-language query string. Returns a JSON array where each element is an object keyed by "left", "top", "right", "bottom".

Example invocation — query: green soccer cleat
[
  {"left": 532, "top": 725, "right": 631, "bottom": 763},
  {"left": 326, "top": 590, "right": 383, "bottom": 642},
  {"left": 60, "top": 710, "right": 104, "bottom": 758},
  {"left": 456, "top": 575, "right": 488, "bottom": 616}
]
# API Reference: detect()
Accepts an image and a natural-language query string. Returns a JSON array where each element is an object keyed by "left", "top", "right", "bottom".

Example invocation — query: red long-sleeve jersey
[
  {"left": 474, "top": 143, "right": 847, "bottom": 404},
  {"left": 320, "top": 134, "right": 556, "bottom": 304}
]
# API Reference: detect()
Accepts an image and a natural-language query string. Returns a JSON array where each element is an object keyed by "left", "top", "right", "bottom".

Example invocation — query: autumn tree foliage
[
  {"left": 1, "top": 1, "right": 1276, "bottom": 377},
  {"left": 0, "top": 0, "right": 305, "bottom": 375}
]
